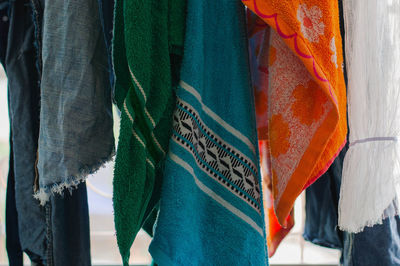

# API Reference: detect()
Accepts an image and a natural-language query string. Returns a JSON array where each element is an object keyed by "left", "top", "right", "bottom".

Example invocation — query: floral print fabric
[
  {"left": 247, "top": 13, "right": 294, "bottom": 256},
  {"left": 244, "top": 0, "right": 347, "bottom": 225},
  {"left": 297, "top": 4, "right": 325, "bottom": 43}
]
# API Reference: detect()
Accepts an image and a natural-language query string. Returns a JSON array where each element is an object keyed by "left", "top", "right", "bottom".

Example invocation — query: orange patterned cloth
[
  {"left": 260, "top": 140, "right": 294, "bottom": 257},
  {"left": 247, "top": 12, "right": 295, "bottom": 257},
  {"left": 244, "top": 0, "right": 347, "bottom": 225}
]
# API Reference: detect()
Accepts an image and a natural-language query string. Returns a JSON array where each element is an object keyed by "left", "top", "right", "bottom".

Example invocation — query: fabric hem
[
  {"left": 33, "top": 149, "right": 115, "bottom": 205},
  {"left": 268, "top": 227, "right": 293, "bottom": 257},
  {"left": 339, "top": 200, "right": 400, "bottom": 233},
  {"left": 302, "top": 234, "right": 342, "bottom": 250},
  {"left": 275, "top": 108, "right": 339, "bottom": 224},
  {"left": 149, "top": 243, "right": 176, "bottom": 266}
]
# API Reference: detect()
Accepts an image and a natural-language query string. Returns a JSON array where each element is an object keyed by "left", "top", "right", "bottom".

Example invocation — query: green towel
[{"left": 112, "top": 0, "right": 186, "bottom": 264}]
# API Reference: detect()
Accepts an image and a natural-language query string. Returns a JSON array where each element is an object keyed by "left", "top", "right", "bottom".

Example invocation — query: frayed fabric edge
[
  {"left": 34, "top": 150, "right": 116, "bottom": 205},
  {"left": 338, "top": 200, "right": 400, "bottom": 234},
  {"left": 338, "top": 139, "right": 400, "bottom": 233},
  {"left": 338, "top": 181, "right": 400, "bottom": 233}
]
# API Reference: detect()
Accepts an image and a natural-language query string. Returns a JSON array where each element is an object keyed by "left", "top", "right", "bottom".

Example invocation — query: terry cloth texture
[
  {"left": 149, "top": 1, "right": 268, "bottom": 265},
  {"left": 112, "top": 0, "right": 186, "bottom": 264},
  {"left": 242, "top": 0, "right": 347, "bottom": 224},
  {"left": 35, "top": 0, "right": 115, "bottom": 204},
  {"left": 247, "top": 11, "right": 294, "bottom": 257}
]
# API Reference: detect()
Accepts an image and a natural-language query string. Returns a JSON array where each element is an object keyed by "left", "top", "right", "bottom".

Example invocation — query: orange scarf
[{"left": 244, "top": 0, "right": 347, "bottom": 225}]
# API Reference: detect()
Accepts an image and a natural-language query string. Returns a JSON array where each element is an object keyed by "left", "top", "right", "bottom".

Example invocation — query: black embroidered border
[{"left": 172, "top": 100, "right": 261, "bottom": 210}]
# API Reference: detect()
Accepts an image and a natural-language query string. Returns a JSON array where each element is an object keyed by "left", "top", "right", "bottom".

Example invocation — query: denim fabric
[
  {"left": 3, "top": 0, "right": 92, "bottom": 264},
  {"left": 6, "top": 139, "right": 23, "bottom": 266},
  {"left": 36, "top": 0, "right": 114, "bottom": 200},
  {"left": 4, "top": 0, "right": 47, "bottom": 262},
  {"left": 0, "top": 3, "right": 22, "bottom": 266},
  {"left": 30, "top": 0, "right": 92, "bottom": 265},
  {"left": 304, "top": 146, "right": 400, "bottom": 265},
  {"left": 97, "top": 0, "right": 114, "bottom": 90},
  {"left": 0, "top": 0, "right": 8, "bottom": 65},
  {"left": 303, "top": 147, "right": 347, "bottom": 250},
  {"left": 342, "top": 210, "right": 400, "bottom": 266},
  {"left": 49, "top": 183, "right": 91, "bottom": 266},
  {"left": 30, "top": 0, "right": 43, "bottom": 77}
]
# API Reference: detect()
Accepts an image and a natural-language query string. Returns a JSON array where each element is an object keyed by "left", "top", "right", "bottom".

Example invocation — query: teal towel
[{"left": 149, "top": 1, "right": 268, "bottom": 265}]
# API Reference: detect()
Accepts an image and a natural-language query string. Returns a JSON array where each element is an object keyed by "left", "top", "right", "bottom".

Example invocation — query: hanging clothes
[
  {"left": 112, "top": 0, "right": 186, "bottom": 264},
  {"left": 34, "top": 0, "right": 115, "bottom": 204},
  {"left": 1, "top": 1, "right": 44, "bottom": 264},
  {"left": 148, "top": 1, "right": 267, "bottom": 265},
  {"left": 5, "top": 146, "right": 24, "bottom": 266},
  {"left": 304, "top": 148, "right": 347, "bottom": 250},
  {"left": 304, "top": 0, "right": 347, "bottom": 252},
  {"left": 306, "top": 4, "right": 400, "bottom": 262},
  {"left": 340, "top": 0, "right": 400, "bottom": 233},
  {"left": 247, "top": 10, "right": 294, "bottom": 257},
  {"left": 341, "top": 213, "right": 400, "bottom": 265},
  {"left": 2, "top": 0, "right": 92, "bottom": 265},
  {"left": 242, "top": 0, "right": 347, "bottom": 225},
  {"left": 3, "top": 1, "right": 47, "bottom": 263},
  {"left": 0, "top": 1, "right": 7, "bottom": 63},
  {"left": 31, "top": 1, "right": 93, "bottom": 265},
  {"left": 305, "top": 147, "right": 400, "bottom": 266},
  {"left": 97, "top": 0, "right": 115, "bottom": 91}
]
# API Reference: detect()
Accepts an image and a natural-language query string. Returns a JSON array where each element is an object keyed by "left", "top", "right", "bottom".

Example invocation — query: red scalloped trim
[
  {"left": 243, "top": 0, "right": 338, "bottom": 105},
  {"left": 245, "top": 0, "right": 347, "bottom": 190}
]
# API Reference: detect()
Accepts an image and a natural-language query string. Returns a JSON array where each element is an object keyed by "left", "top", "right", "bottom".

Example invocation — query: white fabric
[{"left": 339, "top": 0, "right": 400, "bottom": 233}]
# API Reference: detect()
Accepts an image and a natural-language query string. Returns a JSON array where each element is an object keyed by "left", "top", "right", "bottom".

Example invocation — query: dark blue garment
[
  {"left": 5, "top": 0, "right": 47, "bottom": 263},
  {"left": 303, "top": 147, "right": 346, "bottom": 250},
  {"left": 98, "top": 0, "right": 115, "bottom": 91},
  {"left": 3, "top": 0, "right": 92, "bottom": 265},
  {"left": 49, "top": 183, "right": 91, "bottom": 266},
  {"left": 304, "top": 146, "right": 400, "bottom": 266},
  {"left": 342, "top": 214, "right": 400, "bottom": 266},
  {"left": 0, "top": 3, "right": 23, "bottom": 266},
  {"left": 6, "top": 139, "right": 23, "bottom": 266},
  {"left": 0, "top": 0, "right": 8, "bottom": 65}
]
